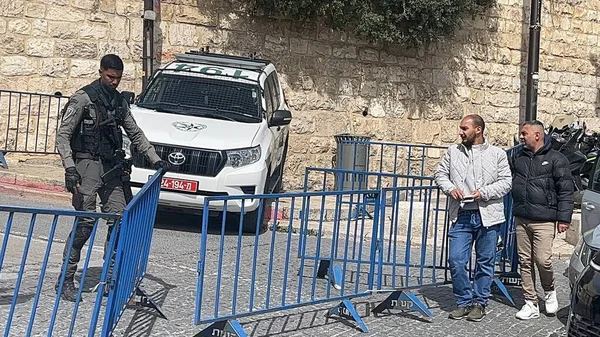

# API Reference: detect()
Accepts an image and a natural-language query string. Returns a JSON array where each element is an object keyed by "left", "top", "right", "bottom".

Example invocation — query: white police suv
[{"left": 124, "top": 50, "right": 292, "bottom": 231}]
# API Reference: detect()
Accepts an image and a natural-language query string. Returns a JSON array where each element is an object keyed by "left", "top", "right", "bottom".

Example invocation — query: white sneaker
[
  {"left": 515, "top": 300, "right": 540, "bottom": 320},
  {"left": 544, "top": 290, "right": 558, "bottom": 314}
]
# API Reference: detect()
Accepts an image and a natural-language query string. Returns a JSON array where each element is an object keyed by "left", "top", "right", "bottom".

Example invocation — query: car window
[
  {"left": 139, "top": 73, "right": 261, "bottom": 121},
  {"left": 591, "top": 156, "right": 600, "bottom": 192}
]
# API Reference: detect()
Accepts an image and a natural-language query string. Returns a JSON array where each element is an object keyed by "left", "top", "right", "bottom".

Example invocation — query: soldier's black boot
[{"left": 55, "top": 277, "right": 80, "bottom": 302}]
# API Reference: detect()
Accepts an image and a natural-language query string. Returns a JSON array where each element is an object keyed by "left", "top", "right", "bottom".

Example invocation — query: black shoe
[
  {"left": 55, "top": 278, "right": 80, "bottom": 302},
  {"left": 467, "top": 303, "right": 486, "bottom": 322},
  {"left": 448, "top": 305, "right": 472, "bottom": 320}
]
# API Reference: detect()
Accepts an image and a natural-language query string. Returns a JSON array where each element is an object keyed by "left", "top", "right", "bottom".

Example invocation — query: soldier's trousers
[{"left": 61, "top": 158, "right": 127, "bottom": 281}]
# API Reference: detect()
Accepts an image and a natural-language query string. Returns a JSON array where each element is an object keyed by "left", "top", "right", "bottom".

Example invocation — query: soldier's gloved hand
[
  {"left": 65, "top": 167, "right": 81, "bottom": 194},
  {"left": 153, "top": 160, "right": 172, "bottom": 172}
]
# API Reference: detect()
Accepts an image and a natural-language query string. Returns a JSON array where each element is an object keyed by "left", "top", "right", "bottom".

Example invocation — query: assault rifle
[{"left": 101, "top": 150, "right": 134, "bottom": 203}]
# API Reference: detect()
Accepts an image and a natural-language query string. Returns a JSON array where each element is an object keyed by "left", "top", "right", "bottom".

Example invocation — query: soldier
[{"left": 55, "top": 54, "right": 170, "bottom": 301}]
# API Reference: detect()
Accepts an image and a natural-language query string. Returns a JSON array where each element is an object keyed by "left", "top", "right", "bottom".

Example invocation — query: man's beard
[{"left": 461, "top": 137, "right": 474, "bottom": 147}]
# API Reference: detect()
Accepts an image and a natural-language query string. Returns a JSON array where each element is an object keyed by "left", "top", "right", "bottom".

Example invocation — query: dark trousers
[{"left": 61, "top": 158, "right": 126, "bottom": 281}]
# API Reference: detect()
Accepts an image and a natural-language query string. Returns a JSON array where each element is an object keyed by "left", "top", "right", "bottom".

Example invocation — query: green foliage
[{"left": 250, "top": 0, "right": 496, "bottom": 48}]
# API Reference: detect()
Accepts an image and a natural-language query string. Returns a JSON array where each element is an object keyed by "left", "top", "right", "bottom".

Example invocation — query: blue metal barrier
[
  {"left": 195, "top": 189, "right": 382, "bottom": 336},
  {"left": 371, "top": 186, "right": 450, "bottom": 316},
  {"left": 0, "top": 169, "right": 164, "bottom": 336},
  {"left": 0, "top": 206, "right": 120, "bottom": 336},
  {"left": 336, "top": 139, "right": 447, "bottom": 177},
  {"left": 103, "top": 168, "right": 165, "bottom": 333}
]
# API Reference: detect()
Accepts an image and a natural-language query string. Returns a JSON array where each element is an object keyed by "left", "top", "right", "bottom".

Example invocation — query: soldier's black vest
[{"left": 70, "top": 80, "right": 124, "bottom": 162}]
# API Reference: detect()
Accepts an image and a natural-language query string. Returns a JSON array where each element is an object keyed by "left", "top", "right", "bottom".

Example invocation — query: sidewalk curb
[{"left": 0, "top": 169, "right": 65, "bottom": 193}]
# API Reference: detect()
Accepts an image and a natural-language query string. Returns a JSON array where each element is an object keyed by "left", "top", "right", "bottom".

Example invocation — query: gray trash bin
[{"left": 333, "top": 133, "right": 371, "bottom": 190}]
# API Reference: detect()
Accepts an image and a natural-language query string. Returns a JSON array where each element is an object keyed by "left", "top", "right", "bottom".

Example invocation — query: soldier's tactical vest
[{"left": 70, "top": 81, "right": 124, "bottom": 162}]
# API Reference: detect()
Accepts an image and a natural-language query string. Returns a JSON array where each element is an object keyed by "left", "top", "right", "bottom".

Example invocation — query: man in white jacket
[{"left": 434, "top": 114, "right": 512, "bottom": 322}]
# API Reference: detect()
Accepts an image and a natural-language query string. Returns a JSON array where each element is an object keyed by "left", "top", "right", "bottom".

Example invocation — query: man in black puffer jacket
[{"left": 511, "top": 120, "right": 574, "bottom": 321}]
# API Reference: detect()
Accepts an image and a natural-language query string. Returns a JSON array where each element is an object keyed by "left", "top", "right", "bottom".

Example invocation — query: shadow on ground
[{"left": 121, "top": 273, "right": 177, "bottom": 337}]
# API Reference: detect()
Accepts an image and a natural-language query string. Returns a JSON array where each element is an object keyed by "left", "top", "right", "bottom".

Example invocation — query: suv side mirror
[
  {"left": 270, "top": 109, "right": 292, "bottom": 127},
  {"left": 122, "top": 91, "right": 135, "bottom": 105}
]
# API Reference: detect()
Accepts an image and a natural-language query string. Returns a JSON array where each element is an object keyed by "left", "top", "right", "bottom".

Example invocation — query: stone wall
[{"left": 1, "top": 0, "right": 599, "bottom": 189}]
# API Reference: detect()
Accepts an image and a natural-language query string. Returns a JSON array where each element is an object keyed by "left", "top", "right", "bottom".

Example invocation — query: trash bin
[{"left": 333, "top": 133, "right": 371, "bottom": 191}]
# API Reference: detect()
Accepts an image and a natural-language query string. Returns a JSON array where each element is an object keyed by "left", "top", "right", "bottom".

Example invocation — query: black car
[{"left": 567, "top": 249, "right": 600, "bottom": 336}]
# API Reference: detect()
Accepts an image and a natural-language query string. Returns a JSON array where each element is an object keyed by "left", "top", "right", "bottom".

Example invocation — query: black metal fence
[
  {"left": 0, "top": 89, "right": 69, "bottom": 167},
  {"left": 0, "top": 89, "right": 69, "bottom": 155}
]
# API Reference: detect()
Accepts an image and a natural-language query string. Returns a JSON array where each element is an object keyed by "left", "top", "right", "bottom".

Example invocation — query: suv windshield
[{"left": 138, "top": 73, "right": 262, "bottom": 123}]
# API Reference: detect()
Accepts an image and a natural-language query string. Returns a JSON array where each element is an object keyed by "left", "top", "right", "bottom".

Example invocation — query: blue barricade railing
[
  {"left": 193, "top": 184, "right": 453, "bottom": 335},
  {"left": 195, "top": 190, "right": 382, "bottom": 335},
  {"left": 0, "top": 206, "right": 120, "bottom": 336},
  {"left": 0, "top": 169, "right": 164, "bottom": 336},
  {"left": 335, "top": 139, "right": 447, "bottom": 177},
  {"left": 103, "top": 168, "right": 165, "bottom": 333}
]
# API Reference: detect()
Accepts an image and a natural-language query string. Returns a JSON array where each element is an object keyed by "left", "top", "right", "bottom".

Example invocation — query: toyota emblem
[{"left": 167, "top": 152, "right": 186, "bottom": 166}]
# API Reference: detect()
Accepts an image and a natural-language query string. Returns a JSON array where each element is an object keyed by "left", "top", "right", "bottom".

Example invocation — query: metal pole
[
  {"left": 142, "top": 0, "right": 155, "bottom": 90},
  {"left": 525, "top": 0, "right": 542, "bottom": 122}
]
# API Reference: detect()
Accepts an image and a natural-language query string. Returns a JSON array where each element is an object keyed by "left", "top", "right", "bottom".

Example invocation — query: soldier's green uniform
[{"left": 55, "top": 79, "right": 162, "bottom": 301}]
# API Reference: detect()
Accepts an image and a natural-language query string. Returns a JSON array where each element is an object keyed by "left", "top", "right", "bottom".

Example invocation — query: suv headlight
[
  {"left": 226, "top": 146, "right": 261, "bottom": 168},
  {"left": 122, "top": 133, "right": 132, "bottom": 159}
]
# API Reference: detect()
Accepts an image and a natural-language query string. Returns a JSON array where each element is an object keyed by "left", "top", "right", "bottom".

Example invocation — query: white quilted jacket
[{"left": 434, "top": 142, "right": 512, "bottom": 227}]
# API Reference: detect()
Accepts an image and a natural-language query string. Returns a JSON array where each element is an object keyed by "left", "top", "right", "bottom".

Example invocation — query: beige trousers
[{"left": 515, "top": 217, "right": 556, "bottom": 302}]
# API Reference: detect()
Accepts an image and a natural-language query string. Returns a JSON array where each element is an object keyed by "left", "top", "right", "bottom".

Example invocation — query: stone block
[
  {"left": 98, "top": 42, "right": 131, "bottom": 60},
  {"left": 359, "top": 48, "right": 379, "bottom": 62},
  {"left": 176, "top": 5, "right": 215, "bottom": 25},
  {"left": 0, "top": 56, "right": 38, "bottom": 76},
  {"left": 0, "top": 35, "right": 25, "bottom": 54},
  {"left": 48, "top": 21, "right": 79, "bottom": 39},
  {"left": 70, "top": 59, "right": 99, "bottom": 78},
  {"left": 100, "top": 0, "right": 116, "bottom": 13},
  {"left": 26, "top": 38, "right": 54, "bottom": 57},
  {"left": 55, "top": 40, "right": 98, "bottom": 59},
  {"left": 79, "top": 22, "right": 109, "bottom": 40},
  {"left": 72, "top": 0, "right": 97, "bottom": 10},
  {"left": 45, "top": 6, "right": 86, "bottom": 21},
  {"left": 308, "top": 41, "right": 331, "bottom": 57},
  {"left": 31, "top": 19, "right": 47, "bottom": 37},
  {"left": 24, "top": 3, "right": 46, "bottom": 18},
  {"left": 289, "top": 38, "right": 307, "bottom": 55},
  {"left": 41, "top": 58, "right": 69, "bottom": 78},
  {"left": 115, "top": 0, "right": 142, "bottom": 16},
  {"left": 0, "top": 0, "right": 25, "bottom": 17},
  {"left": 8, "top": 19, "right": 31, "bottom": 35},
  {"left": 168, "top": 23, "right": 198, "bottom": 47},
  {"left": 412, "top": 121, "right": 440, "bottom": 145},
  {"left": 333, "top": 46, "right": 357, "bottom": 59}
]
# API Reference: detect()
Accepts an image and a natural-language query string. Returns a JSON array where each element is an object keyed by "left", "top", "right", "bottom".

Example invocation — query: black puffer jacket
[{"left": 510, "top": 136, "right": 574, "bottom": 223}]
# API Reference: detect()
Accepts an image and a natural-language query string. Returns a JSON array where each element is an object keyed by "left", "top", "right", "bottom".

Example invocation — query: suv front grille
[
  {"left": 569, "top": 314, "right": 600, "bottom": 337},
  {"left": 132, "top": 144, "right": 226, "bottom": 177}
]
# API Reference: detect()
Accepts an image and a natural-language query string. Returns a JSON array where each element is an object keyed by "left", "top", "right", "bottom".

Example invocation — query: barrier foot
[
  {"left": 193, "top": 320, "right": 247, "bottom": 337},
  {"left": 328, "top": 299, "right": 368, "bottom": 333},
  {"left": 0, "top": 152, "right": 7, "bottom": 169},
  {"left": 317, "top": 259, "right": 342, "bottom": 290},
  {"left": 372, "top": 290, "right": 434, "bottom": 317},
  {"left": 491, "top": 273, "right": 520, "bottom": 307},
  {"left": 131, "top": 285, "right": 168, "bottom": 319}
]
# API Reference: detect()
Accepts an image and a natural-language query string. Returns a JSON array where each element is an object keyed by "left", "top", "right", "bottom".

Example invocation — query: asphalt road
[{"left": 0, "top": 189, "right": 574, "bottom": 337}]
